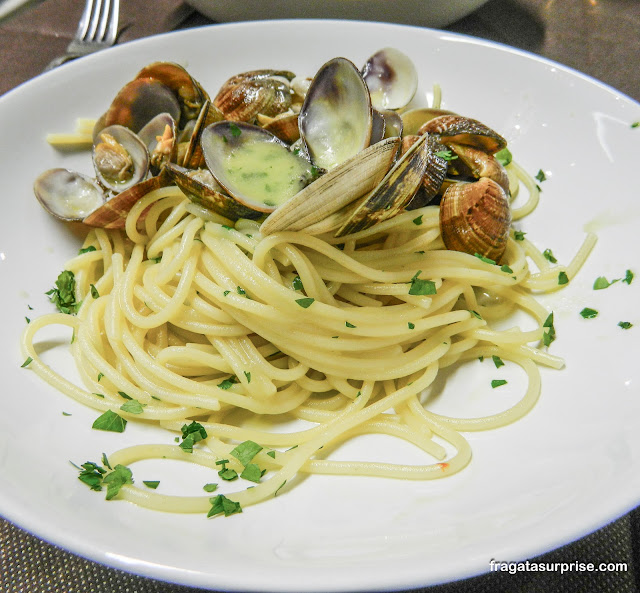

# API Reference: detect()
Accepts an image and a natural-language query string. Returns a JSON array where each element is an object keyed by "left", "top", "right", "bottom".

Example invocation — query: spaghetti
[{"left": 22, "top": 161, "right": 596, "bottom": 516}]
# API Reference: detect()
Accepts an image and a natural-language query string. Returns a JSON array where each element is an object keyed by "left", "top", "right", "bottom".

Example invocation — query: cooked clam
[
  {"left": 260, "top": 136, "right": 401, "bottom": 235},
  {"left": 134, "top": 62, "right": 210, "bottom": 122},
  {"left": 401, "top": 108, "right": 456, "bottom": 136},
  {"left": 419, "top": 114, "right": 507, "bottom": 155},
  {"left": 138, "top": 113, "right": 177, "bottom": 174},
  {"left": 298, "top": 57, "right": 373, "bottom": 170},
  {"left": 92, "top": 125, "right": 149, "bottom": 192},
  {"left": 214, "top": 69, "right": 296, "bottom": 122},
  {"left": 335, "top": 132, "right": 435, "bottom": 237},
  {"left": 94, "top": 78, "right": 182, "bottom": 136},
  {"left": 166, "top": 163, "right": 262, "bottom": 221},
  {"left": 34, "top": 169, "right": 105, "bottom": 222},
  {"left": 447, "top": 142, "right": 510, "bottom": 193},
  {"left": 362, "top": 47, "right": 418, "bottom": 111},
  {"left": 201, "top": 121, "right": 316, "bottom": 213},
  {"left": 439, "top": 177, "right": 511, "bottom": 262}
]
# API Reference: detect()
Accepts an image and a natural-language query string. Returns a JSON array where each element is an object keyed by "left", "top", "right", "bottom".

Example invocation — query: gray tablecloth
[{"left": 1, "top": 0, "right": 639, "bottom": 591}]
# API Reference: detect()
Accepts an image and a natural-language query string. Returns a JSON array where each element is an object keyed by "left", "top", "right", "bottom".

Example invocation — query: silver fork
[{"left": 44, "top": 0, "right": 120, "bottom": 71}]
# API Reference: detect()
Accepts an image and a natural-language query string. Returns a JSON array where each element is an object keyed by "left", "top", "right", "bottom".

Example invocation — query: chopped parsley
[
  {"left": 580, "top": 307, "right": 599, "bottom": 319},
  {"left": 240, "top": 463, "right": 265, "bottom": 483},
  {"left": 412, "top": 215, "right": 423, "bottom": 225},
  {"left": 229, "top": 123, "right": 242, "bottom": 137},
  {"left": 542, "top": 249, "right": 557, "bottom": 264},
  {"left": 542, "top": 312, "right": 556, "bottom": 346},
  {"left": 76, "top": 460, "right": 132, "bottom": 499},
  {"left": 244, "top": 371, "right": 252, "bottom": 383},
  {"left": 408, "top": 270, "right": 437, "bottom": 296},
  {"left": 513, "top": 230, "right": 526, "bottom": 241},
  {"left": 474, "top": 253, "right": 496, "bottom": 265},
  {"left": 230, "top": 440, "right": 263, "bottom": 465},
  {"left": 434, "top": 149, "right": 458, "bottom": 161},
  {"left": 216, "top": 459, "right": 238, "bottom": 481},
  {"left": 90, "top": 284, "right": 99, "bottom": 299},
  {"left": 408, "top": 322, "right": 415, "bottom": 330},
  {"left": 120, "top": 399, "right": 146, "bottom": 414},
  {"left": 78, "top": 245, "right": 97, "bottom": 254},
  {"left": 535, "top": 169, "right": 547, "bottom": 183},
  {"left": 143, "top": 480, "right": 160, "bottom": 489},
  {"left": 203, "top": 483, "right": 218, "bottom": 492},
  {"left": 594, "top": 270, "right": 634, "bottom": 289},
  {"left": 295, "top": 297, "right": 315, "bottom": 308},
  {"left": 21, "top": 357, "right": 33, "bottom": 368},
  {"left": 292, "top": 275, "right": 304, "bottom": 291},
  {"left": 491, "top": 379, "right": 508, "bottom": 388},
  {"left": 46, "top": 270, "right": 80, "bottom": 314},
  {"left": 180, "top": 421, "right": 208, "bottom": 453},
  {"left": 501, "top": 264, "right": 513, "bottom": 274},
  {"left": 492, "top": 355, "right": 505, "bottom": 368},
  {"left": 208, "top": 494, "right": 242, "bottom": 517},
  {"left": 495, "top": 147, "right": 512, "bottom": 167},
  {"left": 92, "top": 410, "right": 127, "bottom": 433},
  {"left": 217, "top": 376, "right": 238, "bottom": 390},
  {"left": 618, "top": 321, "right": 633, "bottom": 329},
  {"left": 558, "top": 271, "right": 569, "bottom": 285},
  {"left": 345, "top": 321, "right": 356, "bottom": 328},
  {"left": 632, "top": 122, "right": 640, "bottom": 129}
]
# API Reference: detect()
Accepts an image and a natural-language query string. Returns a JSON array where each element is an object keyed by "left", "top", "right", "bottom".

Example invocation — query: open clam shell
[
  {"left": 334, "top": 132, "right": 435, "bottom": 237},
  {"left": 362, "top": 47, "right": 418, "bottom": 111},
  {"left": 201, "top": 121, "right": 316, "bottom": 214},
  {"left": 134, "top": 62, "right": 210, "bottom": 123},
  {"left": 94, "top": 78, "right": 182, "bottom": 136},
  {"left": 92, "top": 124, "right": 150, "bottom": 193},
  {"left": 401, "top": 108, "right": 456, "bottom": 136},
  {"left": 34, "top": 168, "right": 105, "bottom": 222},
  {"left": 138, "top": 113, "right": 178, "bottom": 174},
  {"left": 298, "top": 57, "right": 373, "bottom": 170},
  {"left": 166, "top": 163, "right": 262, "bottom": 221},
  {"left": 260, "top": 136, "right": 401, "bottom": 235}
]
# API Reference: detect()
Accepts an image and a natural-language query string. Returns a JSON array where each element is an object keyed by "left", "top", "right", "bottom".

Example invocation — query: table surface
[{"left": 1, "top": 1, "right": 639, "bottom": 592}]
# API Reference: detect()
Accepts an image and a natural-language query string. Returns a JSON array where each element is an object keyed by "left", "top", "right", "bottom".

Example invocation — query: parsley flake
[
  {"left": 295, "top": 297, "right": 315, "bottom": 308},
  {"left": 542, "top": 312, "right": 556, "bottom": 346},
  {"left": 230, "top": 440, "right": 263, "bottom": 465},
  {"left": 492, "top": 355, "right": 505, "bottom": 368},
  {"left": 535, "top": 169, "right": 547, "bottom": 183},
  {"left": 203, "top": 483, "right": 218, "bottom": 492},
  {"left": 217, "top": 376, "right": 238, "bottom": 390},
  {"left": 143, "top": 480, "right": 160, "bottom": 489},
  {"left": 240, "top": 463, "right": 264, "bottom": 483},
  {"left": 78, "top": 245, "right": 97, "bottom": 254},
  {"left": 408, "top": 270, "right": 437, "bottom": 296},
  {"left": 21, "top": 357, "right": 33, "bottom": 368},
  {"left": 580, "top": 307, "right": 598, "bottom": 319},
  {"left": 180, "top": 421, "right": 208, "bottom": 453},
  {"left": 618, "top": 321, "right": 633, "bottom": 329},
  {"left": 558, "top": 271, "right": 569, "bottom": 285},
  {"left": 412, "top": 215, "right": 423, "bottom": 225},
  {"left": 491, "top": 379, "right": 508, "bottom": 388},
  {"left": 120, "top": 399, "right": 146, "bottom": 414},
  {"left": 292, "top": 275, "right": 304, "bottom": 291},
  {"left": 495, "top": 147, "right": 512, "bottom": 167},
  {"left": 46, "top": 270, "right": 80, "bottom": 314},
  {"left": 474, "top": 253, "right": 496, "bottom": 265},
  {"left": 543, "top": 249, "right": 557, "bottom": 264},
  {"left": 103, "top": 464, "right": 133, "bottom": 500},
  {"left": 514, "top": 230, "right": 526, "bottom": 241},
  {"left": 92, "top": 410, "right": 127, "bottom": 433},
  {"left": 345, "top": 321, "right": 356, "bottom": 328},
  {"left": 408, "top": 322, "right": 415, "bottom": 330},
  {"left": 90, "top": 284, "right": 99, "bottom": 299},
  {"left": 208, "top": 494, "right": 242, "bottom": 517}
]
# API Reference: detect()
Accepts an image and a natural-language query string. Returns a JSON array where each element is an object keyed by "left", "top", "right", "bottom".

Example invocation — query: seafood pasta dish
[{"left": 23, "top": 48, "right": 594, "bottom": 518}]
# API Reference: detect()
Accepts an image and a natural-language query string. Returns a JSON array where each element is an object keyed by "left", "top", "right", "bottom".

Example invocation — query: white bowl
[{"left": 184, "top": 0, "right": 490, "bottom": 28}]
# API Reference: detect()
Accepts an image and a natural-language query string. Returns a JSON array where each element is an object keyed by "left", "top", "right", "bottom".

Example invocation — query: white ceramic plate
[
  {"left": 184, "top": 0, "right": 489, "bottom": 28},
  {"left": 1, "top": 20, "right": 640, "bottom": 592}
]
